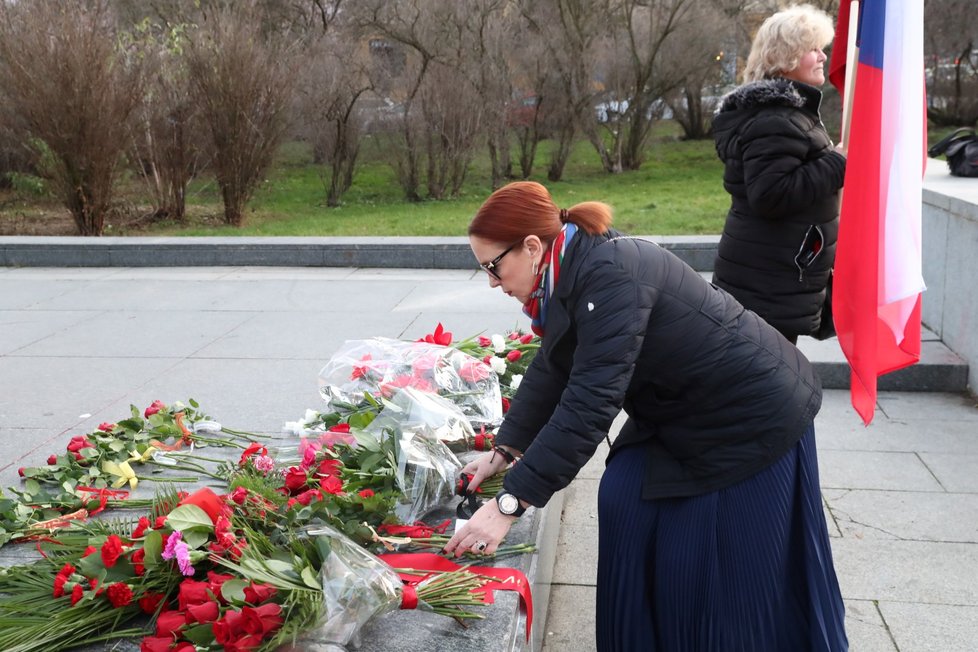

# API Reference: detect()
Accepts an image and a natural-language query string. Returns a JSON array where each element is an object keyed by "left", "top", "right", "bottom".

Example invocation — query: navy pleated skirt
[{"left": 596, "top": 423, "right": 847, "bottom": 651}]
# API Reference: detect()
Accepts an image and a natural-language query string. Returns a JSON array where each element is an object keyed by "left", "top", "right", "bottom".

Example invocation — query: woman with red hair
[{"left": 444, "top": 180, "right": 847, "bottom": 651}]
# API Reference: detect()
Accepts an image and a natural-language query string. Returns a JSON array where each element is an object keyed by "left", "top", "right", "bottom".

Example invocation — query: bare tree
[
  {"left": 925, "top": 0, "right": 978, "bottom": 126},
  {"left": 296, "top": 33, "right": 372, "bottom": 207},
  {"left": 185, "top": 4, "right": 301, "bottom": 226},
  {"left": 130, "top": 22, "right": 204, "bottom": 221},
  {"left": 421, "top": 63, "right": 484, "bottom": 198},
  {"left": 0, "top": 0, "right": 145, "bottom": 236}
]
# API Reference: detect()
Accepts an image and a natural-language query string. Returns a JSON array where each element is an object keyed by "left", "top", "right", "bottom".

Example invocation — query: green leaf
[
  {"left": 165, "top": 505, "right": 214, "bottom": 534},
  {"left": 221, "top": 579, "right": 248, "bottom": 605},
  {"left": 143, "top": 530, "right": 162, "bottom": 567},
  {"left": 300, "top": 565, "right": 320, "bottom": 589},
  {"left": 108, "top": 440, "right": 127, "bottom": 453},
  {"left": 182, "top": 624, "right": 214, "bottom": 646},
  {"left": 182, "top": 529, "right": 210, "bottom": 549},
  {"left": 24, "top": 479, "right": 40, "bottom": 495}
]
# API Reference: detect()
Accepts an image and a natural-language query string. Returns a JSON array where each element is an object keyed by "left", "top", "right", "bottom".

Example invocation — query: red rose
[
  {"left": 507, "top": 349, "right": 523, "bottom": 362},
  {"left": 173, "top": 644, "right": 196, "bottom": 652},
  {"left": 501, "top": 397, "right": 511, "bottom": 413},
  {"left": 240, "top": 603, "right": 283, "bottom": 637},
  {"left": 242, "top": 582, "right": 276, "bottom": 605},
  {"left": 17, "top": 467, "right": 25, "bottom": 477},
  {"left": 283, "top": 467, "right": 309, "bottom": 494},
  {"left": 317, "top": 457, "right": 341, "bottom": 477},
  {"left": 143, "top": 400, "right": 166, "bottom": 418},
  {"left": 107, "top": 582, "right": 134, "bottom": 608},
  {"left": 329, "top": 423, "right": 351, "bottom": 433},
  {"left": 66, "top": 435, "right": 95, "bottom": 461},
  {"left": 177, "top": 579, "right": 211, "bottom": 611},
  {"left": 47, "top": 455, "right": 58, "bottom": 465},
  {"left": 319, "top": 475, "right": 343, "bottom": 495},
  {"left": 222, "top": 635, "right": 264, "bottom": 652},
  {"left": 70, "top": 583, "right": 85, "bottom": 606},
  {"left": 131, "top": 548, "right": 146, "bottom": 576},
  {"left": 101, "top": 534, "right": 124, "bottom": 568},
  {"left": 132, "top": 516, "right": 152, "bottom": 539},
  {"left": 140, "top": 636, "right": 174, "bottom": 652},
  {"left": 478, "top": 335, "right": 492, "bottom": 347},
  {"left": 294, "top": 488, "right": 322, "bottom": 506},
  {"left": 358, "top": 488, "right": 375, "bottom": 498},
  {"left": 155, "top": 609, "right": 187, "bottom": 637},
  {"left": 138, "top": 591, "right": 166, "bottom": 614},
  {"left": 207, "top": 571, "right": 235, "bottom": 598},
  {"left": 186, "top": 600, "right": 220, "bottom": 624},
  {"left": 213, "top": 609, "right": 245, "bottom": 644},
  {"left": 98, "top": 422, "right": 116, "bottom": 432}
]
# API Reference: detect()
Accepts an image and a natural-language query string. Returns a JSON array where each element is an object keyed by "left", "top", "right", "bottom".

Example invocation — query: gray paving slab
[
  {"left": 0, "top": 309, "right": 101, "bottom": 355},
  {"left": 539, "top": 585, "right": 596, "bottom": 652},
  {"left": 877, "top": 391, "right": 978, "bottom": 421},
  {"left": 550, "top": 524, "right": 599, "bottom": 585},
  {"left": 832, "top": 538, "right": 978, "bottom": 605},
  {"left": 844, "top": 600, "right": 898, "bottom": 652},
  {"left": 879, "top": 601, "right": 978, "bottom": 652},
  {"left": 818, "top": 449, "right": 946, "bottom": 492},
  {"left": 559, "top": 479, "right": 600, "bottom": 527},
  {"left": 825, "top": 488, "right": 978, "bottom": 542},
  {"left": 918, "top": 452, "right": 978, "bottom": 493}
]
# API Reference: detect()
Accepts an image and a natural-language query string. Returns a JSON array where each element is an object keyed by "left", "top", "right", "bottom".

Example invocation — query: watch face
[{"left": 499, "top": 493, "right": 519, "bottom": 514}]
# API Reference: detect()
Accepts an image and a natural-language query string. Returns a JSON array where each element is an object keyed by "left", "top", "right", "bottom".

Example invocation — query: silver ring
[{"left": 475, "top": 541, "right": 488, "bottom": 552}]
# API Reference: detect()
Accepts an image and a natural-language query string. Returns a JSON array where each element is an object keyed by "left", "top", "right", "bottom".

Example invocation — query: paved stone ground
[{"left": 2, "top": 267, "right": 977, "bottom": 651}]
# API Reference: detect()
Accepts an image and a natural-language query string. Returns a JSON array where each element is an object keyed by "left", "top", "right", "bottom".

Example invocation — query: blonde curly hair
[{"left": 743, "top": 4, "right": 835, "bottom": 83}]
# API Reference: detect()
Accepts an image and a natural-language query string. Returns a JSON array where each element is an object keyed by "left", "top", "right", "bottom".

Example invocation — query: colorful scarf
[{"left": 523, "top": 223, "right": 577, "bottom": 336}]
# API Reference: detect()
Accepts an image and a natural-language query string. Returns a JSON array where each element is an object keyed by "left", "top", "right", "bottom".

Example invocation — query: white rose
[
  {"left": 491, "top": 334, "right": 506, "bottom": 353},
  {"left": 302, "top": 408, "right": 320, "bottom": 425},
  {"left": 490, "top": 356, "right": 507, "bottom": 375},
  {"left": 283, "top": 421, "right": 308, "bottom": 436},
  {"left": 509, "top": 374, "right": 523, "bottom": 389}
]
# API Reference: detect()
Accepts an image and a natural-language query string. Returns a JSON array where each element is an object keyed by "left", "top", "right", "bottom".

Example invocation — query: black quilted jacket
[
  {"left": 711, "top": 78, "right": 846, "bottom": 339},
  {"left": 496, "top": 230, "right": 822, "bottom": 504}
]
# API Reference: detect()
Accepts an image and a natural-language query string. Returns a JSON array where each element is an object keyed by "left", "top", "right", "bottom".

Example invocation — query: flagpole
[{"left": 840, "top": 0, "right": 860, "bottom": 148}]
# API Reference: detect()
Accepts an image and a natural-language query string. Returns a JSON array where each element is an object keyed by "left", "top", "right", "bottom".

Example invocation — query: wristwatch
[{"left": 495, "top": 491, "right": 527, "bottom": 517}]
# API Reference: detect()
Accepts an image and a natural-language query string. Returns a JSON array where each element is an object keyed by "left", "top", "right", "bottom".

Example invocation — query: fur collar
[{"left": 715, "top": 78, "right": 821, "bottom": 115}]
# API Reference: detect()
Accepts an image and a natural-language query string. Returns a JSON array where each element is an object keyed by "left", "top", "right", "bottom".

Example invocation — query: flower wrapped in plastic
[
  {"left": 318, "top": 337, "right": 503, "bottom": 429},
  {"left": 363, "top": 388, "right": 464, "bottom": 524},
  {"left": 295, "top": 523, "right": 488, "bottom": 651}
]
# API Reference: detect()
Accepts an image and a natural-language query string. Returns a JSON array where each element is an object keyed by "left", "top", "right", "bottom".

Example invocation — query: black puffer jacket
[
  {"left": 712, "top": 78, "right": 846, "bottom": 339},
  {"left": 496, "top": 230, "right": 822, "bottom": 505}
]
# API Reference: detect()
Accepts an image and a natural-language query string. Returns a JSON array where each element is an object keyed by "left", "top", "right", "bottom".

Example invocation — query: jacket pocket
[{"left": 794, "top": 224, "right": 824, "bottom": 282}]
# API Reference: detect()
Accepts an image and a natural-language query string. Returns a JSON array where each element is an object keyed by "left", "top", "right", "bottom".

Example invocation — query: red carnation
[
  {"left": 329, "top": 423, "right": 351, "bottom": 433},
  {"left": 101, "top": 534, "right": 124, "bottom": 568},
  {"left": 239, "top": 442, "right": 268, "bottom": 466},
  {"left": 107, "top": 582, "right": 134, "bottom": 608},
  {"left": 131, "top": 516, "right": 152, "bottom": 539},
  {"left": 358, "top": 488, "right": 375, "bottom": 498},
  {"left": 70, "top": 583, "right": 85, "bottom": 606},
  {"left": 131, "top": 548, "right": 146, "bottom": 576},
  {"left": 82, "top": 545, "right": 97, "bottom": 557},
  {"left": 143, "top": 400, "right": 166, "bottom": 418},
  {"left": 501, "top": 397, "right": 511, "bottom": 413}
]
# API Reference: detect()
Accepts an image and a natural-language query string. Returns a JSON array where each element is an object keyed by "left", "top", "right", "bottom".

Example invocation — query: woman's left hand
[{"left": 443, "top": 496, "right": 517, "bottom": 557}]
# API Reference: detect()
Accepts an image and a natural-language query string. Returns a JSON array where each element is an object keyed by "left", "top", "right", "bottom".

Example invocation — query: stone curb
[{"left": 0, "top": 235, "right": 721, "bottom": 271}]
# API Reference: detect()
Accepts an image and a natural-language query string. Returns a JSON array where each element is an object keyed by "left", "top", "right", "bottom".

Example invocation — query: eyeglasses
[{"left": 480, "top": 242, "right": 519, "bottom": 280}]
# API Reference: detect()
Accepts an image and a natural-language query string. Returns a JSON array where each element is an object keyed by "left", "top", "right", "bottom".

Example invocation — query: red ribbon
[
  {"left": 378, "top": 519, "right": 451, "bottom": 539},
  {"left": 77, "top": 486, "right": 130, "bottom": 516},
  {"left": 379, "top": 552, "right": 533, "bottom": 641},
  {"left": 400, "top": 584, "right": 419, "bottom": 610}
]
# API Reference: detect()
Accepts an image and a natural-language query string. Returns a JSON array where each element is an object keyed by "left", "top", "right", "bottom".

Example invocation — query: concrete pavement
[{"left": 2, "top": 266, "right": 977, "bottom": 651}]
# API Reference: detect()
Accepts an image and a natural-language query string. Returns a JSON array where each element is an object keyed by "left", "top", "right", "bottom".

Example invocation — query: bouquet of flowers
[{"left": 317, "top": 336, "right": 503, "bottom": 429}]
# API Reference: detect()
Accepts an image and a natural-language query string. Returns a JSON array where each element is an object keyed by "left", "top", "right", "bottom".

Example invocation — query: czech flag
[{"left": 828, "top": 0, "right": 927, "bottom": 425}]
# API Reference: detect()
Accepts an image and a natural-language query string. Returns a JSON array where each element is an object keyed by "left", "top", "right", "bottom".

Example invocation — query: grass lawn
[{"left": 0, "top": 121, "right": 731, "bottom": 236}]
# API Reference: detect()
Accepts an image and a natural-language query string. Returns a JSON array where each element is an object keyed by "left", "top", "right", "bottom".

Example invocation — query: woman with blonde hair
[
  {"left": 445, "top": 180, "right": 848, "bottom": 650},
  {"left": 712, "top": 3, "right": 846, "bottom": 344}
]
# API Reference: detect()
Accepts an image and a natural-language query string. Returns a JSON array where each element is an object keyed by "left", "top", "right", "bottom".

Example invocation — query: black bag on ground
[{"left": 928, "top": 128, "right": 978, "bottom": 177}]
